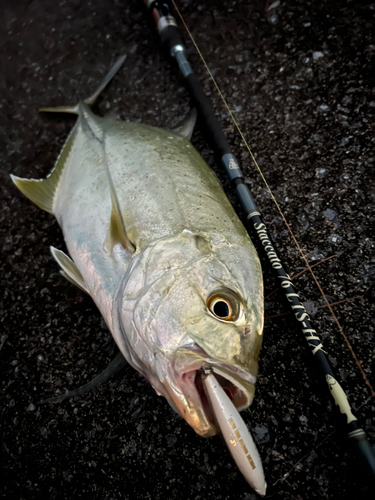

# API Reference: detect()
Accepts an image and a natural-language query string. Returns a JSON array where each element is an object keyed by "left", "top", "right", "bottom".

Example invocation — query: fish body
[{"left": 12, "top": 60, "right": 264, "bottom": 438}]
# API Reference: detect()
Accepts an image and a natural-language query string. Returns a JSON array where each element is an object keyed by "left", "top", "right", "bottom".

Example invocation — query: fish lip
[
  {"left": 168, "top": 344, "right": 256, "bottom": 436},
  {"left": 175, "top": 343, "right": 257, "bottom": 398}
]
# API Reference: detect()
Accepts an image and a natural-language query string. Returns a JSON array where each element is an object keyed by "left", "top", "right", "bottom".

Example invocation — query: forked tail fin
[
  {"left": 10, "top": 125, "right": 77, "bottom": 213},
  {"left": 39, "top": 55, "right": 127, "bottom": 114},
  {"left": 10, "top": 55, "right": 127, "bottom": 213}
]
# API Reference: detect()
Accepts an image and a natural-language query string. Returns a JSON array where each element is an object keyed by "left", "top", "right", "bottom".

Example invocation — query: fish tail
[
  {"left": 39, "top": 54, "right": 127, "bottom": 114},
  {"left": 84, "top": 55, "right": 127, "bottom": 106},
  {"left": 11, "top": 56, "right": 127, "bottom": 212},
  {"left": 10, "top": 124, "right": 77, "bottom": 213}
]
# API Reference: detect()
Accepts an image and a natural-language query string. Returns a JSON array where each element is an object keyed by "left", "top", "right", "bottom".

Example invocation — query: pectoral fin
[
  {"left": 103, "top": 145, "right": 135, "bottom": 254},
  {"left": 105, "top": 192, "right": 135, "bottom": 253},
  {"left": 50, "top": 246, "right": 88, "bottom": 294}
]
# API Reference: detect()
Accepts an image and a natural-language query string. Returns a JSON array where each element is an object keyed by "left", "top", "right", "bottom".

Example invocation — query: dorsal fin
[
  {"left": 10, "top": 125, "right": 77, "bottom": 213},
  {"left": 50, "top": 246, "right": 89, "bottom": 294},
  {"left": 173, "top": 109, "right": 197, "bottom": 140}
]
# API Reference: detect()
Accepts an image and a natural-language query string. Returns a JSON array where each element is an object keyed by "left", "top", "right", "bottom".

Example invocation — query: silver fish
[{"left": 11, "top": 57, "right": 264, "bottom": 438}]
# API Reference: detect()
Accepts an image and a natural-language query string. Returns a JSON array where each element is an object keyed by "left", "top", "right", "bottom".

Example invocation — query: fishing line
[
  {"left": 265, "top": 295, "right": 364, "bottom": 321},
  {"left": 271, "top": 429, "right": 334, "bottom": 488},
  {"left": 265, "top": 255, "right": 336, "bottom": 300},
  {"left": 290, "top": 255, "right": 336, "bottom": 281},
  {"left": 171, "top": 0, "right": 374, "bottom": 396},
  {"left": 272, "top": 392, "right": 374, "bottom": 489}
]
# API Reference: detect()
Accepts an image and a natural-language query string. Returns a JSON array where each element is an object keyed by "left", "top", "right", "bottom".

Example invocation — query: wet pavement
[{"left": 1, "top": 1, "right": 374, "bottom": 499}]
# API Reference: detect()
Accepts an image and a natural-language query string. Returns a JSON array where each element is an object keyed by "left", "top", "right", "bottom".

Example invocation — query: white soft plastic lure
[
  {"left": 202, "top": 367, "right": 266, "bottom": 495},
  {"left": 11, "top": 57, "right": 265, "bottom": 489}
]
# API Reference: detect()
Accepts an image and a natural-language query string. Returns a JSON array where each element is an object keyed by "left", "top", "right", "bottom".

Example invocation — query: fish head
[{"left": 114, "top": 231, "right": 263, "bottom": 437}]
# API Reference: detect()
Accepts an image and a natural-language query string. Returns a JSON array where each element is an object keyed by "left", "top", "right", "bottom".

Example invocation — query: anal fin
[{"left": 50, "top": 246, "right": 88, "bottom": 294}]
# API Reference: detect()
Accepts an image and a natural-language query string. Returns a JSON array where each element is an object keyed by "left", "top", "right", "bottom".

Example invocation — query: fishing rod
[{"left": 142, "top": 0, "right": 375, "bottom": 484}]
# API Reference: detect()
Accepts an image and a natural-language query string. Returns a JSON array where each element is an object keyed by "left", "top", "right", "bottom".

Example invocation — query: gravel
[{"left": 1, "top": 1, "right": 374, "bottom": 499}]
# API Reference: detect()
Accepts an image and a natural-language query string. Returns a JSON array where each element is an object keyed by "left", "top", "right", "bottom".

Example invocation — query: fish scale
[{"left": 103, "top": 122, "right": 245, "bottom": 246}]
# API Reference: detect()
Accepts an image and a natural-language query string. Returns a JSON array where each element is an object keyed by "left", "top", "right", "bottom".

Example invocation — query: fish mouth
[{"left": 167, "top": 345, "right": 256, "bottom": 437}]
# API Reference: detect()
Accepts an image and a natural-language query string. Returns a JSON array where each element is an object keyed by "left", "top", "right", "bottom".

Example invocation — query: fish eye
[
  {"left": 207, "top": 290, "right": 240, "bottom": 321},
  {"left": 213, "top": 300, "right": 230, "bottom": 318}
]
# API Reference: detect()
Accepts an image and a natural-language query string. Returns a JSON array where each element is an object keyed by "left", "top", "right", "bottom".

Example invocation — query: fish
[{"left": 11, "top": 56, "right": 264, "bottom": 440}]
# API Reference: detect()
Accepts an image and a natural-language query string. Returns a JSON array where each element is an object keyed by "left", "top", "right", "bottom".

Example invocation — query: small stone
[
  {"left": 323, "top": 208, "right": 338, "bottom": 221},
  {"left": 303, "top": 300, "right": 318, "bottom": 317},
  {"left": 313, "top": 51, "right": 324, "bottom": 60},
  {"left": 318, "top": 104, "right": 330, "bottom": 112},
  {"left": 269, "top": 14, "right": 278, "bottom": 24},
  {"left": 267, "top": 0, "right": 280, "bottom": 10},
  {"left": 316, "top": 168, "right": 327, "bottom": 178},
  {"left": 328, "top": 234, "right": 342, "bottom": 244},
  {"left": 340, "top": 136, "right": 352, "bottom": 146},
  {"left": 253, "top": 425, "right": 269, "bottom": 443},
  {"left": 328, "top": 355, "right": 338, "bottom": 367},
  {"left": 299, "top": 415, "right": 308, "bottom": 425},
  {"left": 166, "top": 434, "right": 177, "bottom": 447},
  {"left": 306, "top": 249, "right": 327, "bottom": 261}
]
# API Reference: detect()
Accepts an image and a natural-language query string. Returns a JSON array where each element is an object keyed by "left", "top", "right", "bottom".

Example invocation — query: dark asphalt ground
[{"left": 1, "top": 1, "right": 374, "bottom": 499}]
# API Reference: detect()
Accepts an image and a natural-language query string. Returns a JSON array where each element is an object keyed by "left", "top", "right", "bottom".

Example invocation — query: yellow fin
[
  {"left": 39, "top": 104, "right": 79, "bottom": 114},
  {"left": 110, "top": 196, "right": 134, "bottom": 251},
  {"left": 11, "top": 126, "right": 77, "bottom": 213},
  {"left": 104, "top": 192, "right": 135, "bottom": 254},
  {"left": 101, "top": 141, "right": 135, "bottom": 253},
  {"left": 50, "top": 246, "right": 88, "bottom": 294}
]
